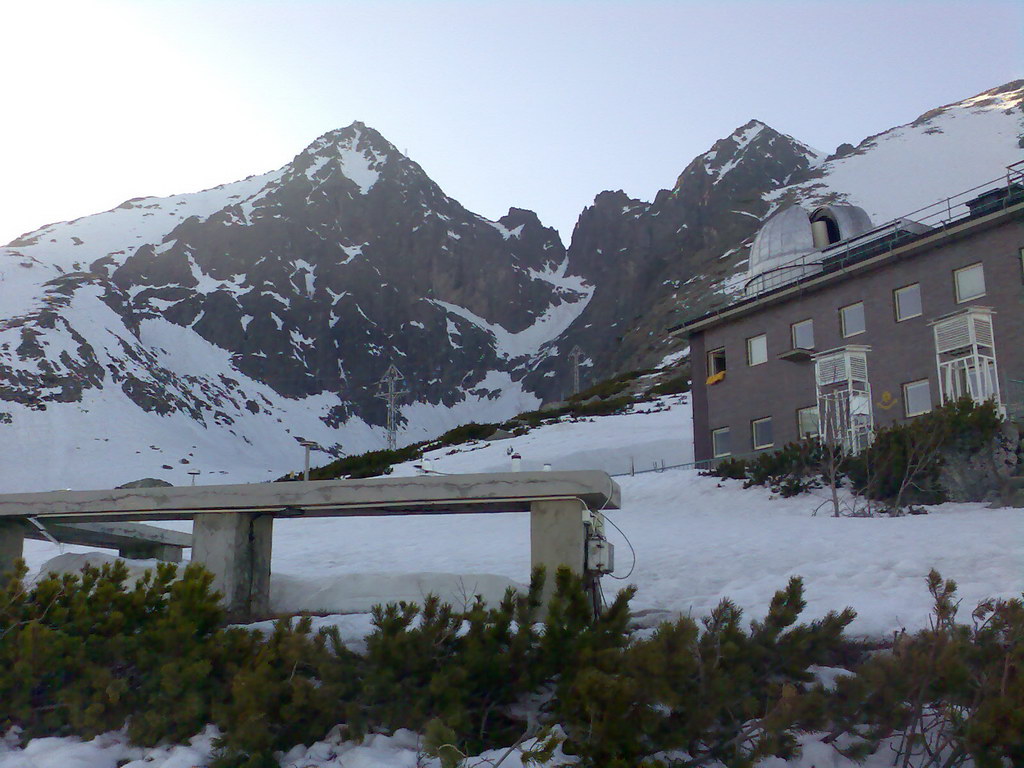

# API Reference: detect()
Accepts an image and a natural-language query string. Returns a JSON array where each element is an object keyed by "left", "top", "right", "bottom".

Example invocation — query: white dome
[
  {"left": 749, "top": 206, "right": 816, "bottom": 276},
  {"left": 745, "top": 203, "right": 873, "bottom": 296}
]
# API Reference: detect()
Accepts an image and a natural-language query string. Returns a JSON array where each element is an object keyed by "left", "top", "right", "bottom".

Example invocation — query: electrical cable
[
  {"left": 599, "top": 474, "right": 637, "bottom": 580},
  {"left": 579, "top": 476, "right": 638, "bottom": 582},
  {"left": 598, "top": 510, "right": 636, "bottom": 581}
]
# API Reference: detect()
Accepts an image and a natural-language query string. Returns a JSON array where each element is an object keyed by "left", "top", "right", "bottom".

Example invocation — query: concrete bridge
[{"left": 0, "top": 470, "right": 621, "bottom": 620}]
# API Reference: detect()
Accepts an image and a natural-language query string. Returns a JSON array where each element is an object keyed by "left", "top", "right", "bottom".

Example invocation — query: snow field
[{"left": 22, "top": 397, "right": 1024, "bottom": 642}]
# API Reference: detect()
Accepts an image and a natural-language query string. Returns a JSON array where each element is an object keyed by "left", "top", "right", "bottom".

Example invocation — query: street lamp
[
  {"left": 298, "top": 440, "right": 317, "bottom": 481},
  {"left": 187, "top": 470, "right": 200, "bottom": 486}
]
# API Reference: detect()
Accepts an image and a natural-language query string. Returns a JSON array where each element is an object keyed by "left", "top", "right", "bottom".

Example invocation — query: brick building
[{"left": 682, "top": 172, "right": 1024, "bottom": 463}]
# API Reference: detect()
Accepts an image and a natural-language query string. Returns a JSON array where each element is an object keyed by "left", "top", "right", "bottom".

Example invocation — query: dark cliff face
[
  {"left": 101, "top": 124, "right": 577, "bottom": 416},
  {"left": 526, "top": 121, "right": 821, "bottom": 395}
]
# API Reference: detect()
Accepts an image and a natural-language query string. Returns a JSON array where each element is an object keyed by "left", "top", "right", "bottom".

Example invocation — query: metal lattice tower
[
  {"left": 568, "top": 346, "right": 584, "bottom": 395},
  {"left": 375, "top": 364, "right": 408, "bottom": 451}
]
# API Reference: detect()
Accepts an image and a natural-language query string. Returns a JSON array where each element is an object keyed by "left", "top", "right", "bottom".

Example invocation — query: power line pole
[
  {"left": 375, "top": 364, "right": 408, "bottom": 451},
  {"left": 568, "top": 345, "right": 584, "bottom": 395}
]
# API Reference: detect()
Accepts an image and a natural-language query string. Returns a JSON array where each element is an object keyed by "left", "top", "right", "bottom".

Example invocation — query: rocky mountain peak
[
  {"left": 673, "top": 120, "right": 822, "bottom": 195},
  {"left": 283, "top": 121, "right": 404, "bottom": 196}
]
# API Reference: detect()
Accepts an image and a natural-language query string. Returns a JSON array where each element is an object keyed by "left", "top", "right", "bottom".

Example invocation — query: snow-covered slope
[
  {"left": 14, "top": 391, "right": 1024, "bottom": 768},
  {"left": 0, "top": 124, "right": 588, "bottom": 492},
  {"left": 767, "top": 80, "right": 1024, "bottom": 222},
  {"left": 23, "top": 394, "right": 1023, "bottom": 640}
]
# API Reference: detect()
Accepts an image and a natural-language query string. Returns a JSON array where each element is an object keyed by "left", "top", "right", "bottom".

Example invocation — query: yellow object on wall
[{"left": 706, "top": 371, "right": 726, "bottom": 386}]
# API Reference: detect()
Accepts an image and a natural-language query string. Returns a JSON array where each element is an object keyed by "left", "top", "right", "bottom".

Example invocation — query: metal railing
[
  {"left": 684, "top": 161, "right": 1024, "bottom": 324},
  {"left": 608, "top": 449, "right": 765, "bottom": 477}
]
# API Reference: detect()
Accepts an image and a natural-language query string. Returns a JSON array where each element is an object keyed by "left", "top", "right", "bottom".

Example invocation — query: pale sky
[{"left": 1, "top": 0, "right": 1021, "bottom": 247}]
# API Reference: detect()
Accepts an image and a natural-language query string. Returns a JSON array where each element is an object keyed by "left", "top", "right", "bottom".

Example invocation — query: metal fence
[{"left": 609, "top": 450, "right": 764, "bottom": 478}]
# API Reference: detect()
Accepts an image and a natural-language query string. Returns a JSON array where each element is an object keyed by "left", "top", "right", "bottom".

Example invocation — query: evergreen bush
[
  {"left": 567, "top": 370, "right": 649, "bottom": 403},
  {"left": 708, "top": 456, "right": 748, "bottom": 480},
  {"left": 824, "top": 570, "right": 1024, "bottom": 767},
  {"left": 845, "top": 397, "right": 1002, "bottom": 505},
  {"left": 6, "top": 557, "right": 1019, "bottom": 767},
  {"left": 211, "top": 618, "right": 363, "bottom": 767},
  {"left": 650, "top": 373, "right": 691, "bottom": 396},
  {"left": 307, "top": 444, "right": 422, "bottom": 480},
  {"left": 553, "top": 576, "right": 854, "bottom": 767},
  {"left": 432, "top": 421, "right": 500, "bottom": 447},
  {"left": 712, "top": 398, "right": 1005, "bottom": 508},
  {"left": 0, "top": 559, "right": 250, "bottom": 745}
]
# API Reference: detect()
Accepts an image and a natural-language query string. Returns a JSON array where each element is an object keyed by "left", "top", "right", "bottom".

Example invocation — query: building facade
[{"left": 684, "top": 185, "right": 1024, "bottom": 463}]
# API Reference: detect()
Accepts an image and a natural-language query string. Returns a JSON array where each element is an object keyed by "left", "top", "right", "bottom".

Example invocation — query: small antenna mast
[
  {"left": 375, "top": 364, "right": 408, "bottom": 450},
  {"left": 568, "top": 345, "right": 584, "bottom": 395}
]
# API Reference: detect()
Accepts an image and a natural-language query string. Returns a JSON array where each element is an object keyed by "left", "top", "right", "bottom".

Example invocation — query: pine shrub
[
  {"left": 825, "top": 570, "right": 1024, "bottom": 766},
  {"left": 708, "top": 456, "right": 748, "bottom": 480},
  {"left": 307, "top": 444, "right": 422, "bottom": 480},
  {"left": 432, "top": 421, "right": 500, "bottom": 447},
  {"left": 553, "top": 576, "right": 854, "bottom": 767},
  {"left": 211, "top": 618, "right": 363, "bottom": 767},
  {"left": 712, "top": 398, "right": 1005, "bottom": 508},
  {"left": 845, "top": 397, "right": 1002, "bottom": 505},
  {"left": 708, "top": 441, "right": 822, "bottom": 497},
  {"left": 10, "top": 558, "right": 1019, "bottom": 768},
  {"left": 0, "top": 559, "right": 249, "bottom": 745},
  {"left": 650, "top": 373, "right": 691, "bottom": 396}
]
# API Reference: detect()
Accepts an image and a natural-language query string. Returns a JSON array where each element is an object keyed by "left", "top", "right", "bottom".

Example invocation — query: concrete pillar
[
  {"left": 191, "top": 513, "right": 272, "bottom": 622},
  {"left": 118, "top": 543, "right": 184, "bottom": 563},
  {"left": 0, "top": 520, "right": 25, "bottom": 578},
  {"left": 530, "top": 498, "right": 586, "bottom": 605}
]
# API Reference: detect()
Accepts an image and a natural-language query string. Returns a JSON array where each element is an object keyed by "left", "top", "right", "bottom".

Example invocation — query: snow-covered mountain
[
  {"left": 0, "top": 124, "right": 588, "bottom": 491},
  {"left": 2, "top": 82, "right": 1021, "bottom": 492},
  {"left": 544, "top": 80, "right": 1023, "bottom": 375},
  {"left": 770, "top": 80, "right": 1024, "bottom": 222}
]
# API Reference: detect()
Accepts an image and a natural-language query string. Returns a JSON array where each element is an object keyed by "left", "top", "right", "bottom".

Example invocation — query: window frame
[
  {"left": 746, "top": 333, "right": 768, "bottom": 366},
  {"left": 840, "top": 301, "right": 866, "bottom": 338},
  {"left": 893, "top": 282, "right": 922, "bottom": 322},
  {"left": 707, "top": 347, "right": 727, "bottom": 376},
  {"left": 711, "top": 427, "right": 731, "bottom": 458},
  {"left": 751, "top": 416, "right": 774, "bottom": 450},
  {"left": 954, "top": 262, "right": 986, "bottom": 303},
  {"left": 796, "top": 405, "right": 819, "bottom": 439},
  {"left": 903, "top": 379, "right": 933, "bottom": 418},
  {"left": 791, "top": 318, "right": 814, "bottom": 350}
]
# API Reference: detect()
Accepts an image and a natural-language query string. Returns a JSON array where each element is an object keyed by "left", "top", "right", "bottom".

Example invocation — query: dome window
[{"left": 810, "top": 210, "right": 842, "bottom": 248}]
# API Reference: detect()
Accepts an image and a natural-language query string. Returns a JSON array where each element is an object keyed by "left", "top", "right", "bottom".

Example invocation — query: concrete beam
[
  {"left": 191, "top": 513, "right": 272, "bottom": 622},
  {"left": 0, "top": 471, "right": 620, "bottom": 523},
  {"left": 117, "top": 543, "right": 184, "bottom": 562},
  {"left": 23, "top": 521, "right": 191, "bottom": 559},
  {"left": 530, "top": 498, "right": 587, "bottom": 606},
  {"left": 0, "top": 519, "right": 25, "bottom": 578}
]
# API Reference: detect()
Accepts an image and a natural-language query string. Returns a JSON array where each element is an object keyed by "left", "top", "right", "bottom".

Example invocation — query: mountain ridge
[{"left": 2, "top": 81, "right": 1021, "bottom": 491}]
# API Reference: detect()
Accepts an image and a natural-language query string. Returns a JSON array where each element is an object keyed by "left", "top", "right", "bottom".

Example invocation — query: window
[
  {"left": 707, "top": 347, "right": 727, "bottom": 376},
  {"left": 894, "top": 283, "right": 922, "bottom": 321},
  {"left": 903, "top": 379, "right": 932, "bottom": 417},
  {"left": 954, "top": 263, "right": 985, "bottom": 302},
  {"left": 791, "top": 319, "right": 814, "bottom": 349},
  {"left": 752, "top": 417, "right": 774, "bottom": 450},
  {"left": 796, "top": 406, "right": 819, "bottom": 439},
  {"left": 840, "top": 301, "right": 865, "bottom": 337},
  {"left": 712, "top": 427, "right": 731, "bottom": 458},
  {"left": 746, "top": 334, "right": 767, "bottom": 366}
]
